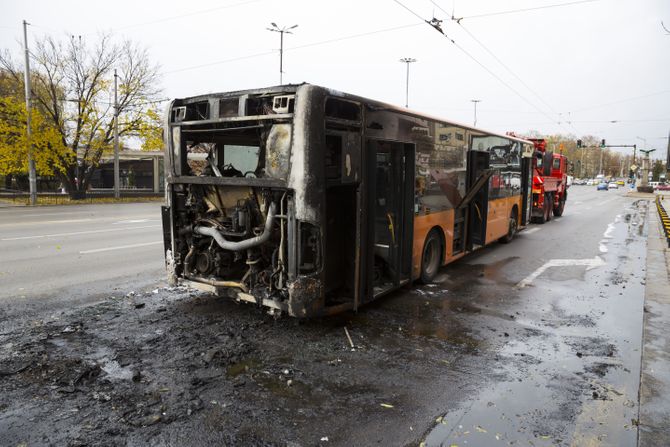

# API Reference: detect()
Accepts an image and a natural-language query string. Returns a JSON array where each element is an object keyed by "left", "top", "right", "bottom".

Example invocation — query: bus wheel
[
  {"left": 420, "top": 229, "right": 442, "bottom": 283},
  {"left": 499, "top": 209, "right": 517, "bottom": 243}
]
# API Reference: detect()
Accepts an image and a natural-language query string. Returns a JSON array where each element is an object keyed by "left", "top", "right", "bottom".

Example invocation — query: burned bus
[{"left": 161, "top": 84, "right": 534, "bottom": 317}]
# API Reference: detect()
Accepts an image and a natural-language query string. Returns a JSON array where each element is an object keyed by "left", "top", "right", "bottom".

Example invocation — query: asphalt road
[
  {"left": 0, "top": 186, "right": 666, "bottom": 447},
  {"left": 420, "top": 184, "right": 647, "bottom": 446},
  {"left": 0, "top": 202, "right": 165, "bottom": 313}
]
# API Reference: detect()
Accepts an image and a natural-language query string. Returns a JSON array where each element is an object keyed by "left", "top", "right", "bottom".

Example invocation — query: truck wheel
[
  {"left": 499, "top": 209, "right": 517, "bottom": 243},
  {"left": 553, "top": 197, "right": 565, "bottom": 217},
  {"left": 420, "top": 229, "right": 442, "bottom": 283},
  {"left": 537, "top": 195, "right": 549, "bottom": 224},
  {"left": 545, "top": 194, "right": 553, "bottom": 222}
]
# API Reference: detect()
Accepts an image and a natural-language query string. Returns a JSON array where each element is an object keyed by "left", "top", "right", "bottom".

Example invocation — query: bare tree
[{"left": 0, "top": 34, "right": 161, "bottom": 198}]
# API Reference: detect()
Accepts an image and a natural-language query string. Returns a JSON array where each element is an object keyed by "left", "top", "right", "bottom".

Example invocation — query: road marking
[
  {"left": 516, "top": 256, "right": 606, "bottom": 288},
  {"left": 79, "top": 241, "right": 162, "bottom": 254},
  {"left": 523, "top": 227, "right": 540, "bottom": 235},
  {"left": 113, "top": 219, "right": 157, "bottom": 224},
  {"left": 11, "top": 211, "right": 91, "bottom": 217},
  {"left": 0, "top": 218, "right": 93, "bottom": 227},
  {"left": 1, "top": 225, "right": 160, "bottom": 241}
]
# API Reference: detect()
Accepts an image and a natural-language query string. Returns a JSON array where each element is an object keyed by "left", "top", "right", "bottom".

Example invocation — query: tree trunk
[{"left": 59, "top": 169, "right": 87, "bottom": 200}]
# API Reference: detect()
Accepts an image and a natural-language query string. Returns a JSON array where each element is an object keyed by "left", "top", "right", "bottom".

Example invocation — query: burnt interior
[{"left": 170, "top": 122, "right": 293, "bottom": 302}]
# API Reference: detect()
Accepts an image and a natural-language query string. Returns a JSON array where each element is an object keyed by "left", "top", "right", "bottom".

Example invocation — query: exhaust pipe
[{"left": 194, "top": 202, "right": 277, "bottom": 252}]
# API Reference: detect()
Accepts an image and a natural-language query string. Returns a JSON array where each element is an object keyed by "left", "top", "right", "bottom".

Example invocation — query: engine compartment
[{"left": 171, "top": 184, "right": 290, "bottom": 303}]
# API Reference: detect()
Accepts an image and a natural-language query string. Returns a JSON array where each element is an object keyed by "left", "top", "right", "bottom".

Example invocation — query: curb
[{"left": 638, "top": 198, "right": 670, "bottom": 446}]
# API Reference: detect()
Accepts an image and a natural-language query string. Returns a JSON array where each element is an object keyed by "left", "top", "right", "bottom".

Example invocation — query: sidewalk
[{"left": 639, "top": 196, "right": 670, "bottom": 445}]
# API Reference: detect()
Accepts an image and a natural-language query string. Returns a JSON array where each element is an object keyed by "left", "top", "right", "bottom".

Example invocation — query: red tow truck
[{"left": 527, "top": 138, "right": 570, "bottom": 223}]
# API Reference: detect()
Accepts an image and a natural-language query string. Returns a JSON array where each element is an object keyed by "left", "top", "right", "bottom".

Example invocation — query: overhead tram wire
[
  {"left": 452, "top": 0, "right": 603, "bottom": 21},
  {"left": 391, "top": 0, "right": 575, "bottom": 134},
  {"left": 84, "top": 0, "right": 265, "bottom": 35},
  {"left": 430, "top": 1, "right": 580, "bottom": 135},
  {"left": 569, "top": 89, "right": 670, "bottom": 113},
  {"left": 18, "top": 20, "right": 424, "bottom": 83},
  {"left": 460, "top": 21, "right": 581, "bottom": 135},
  {"left": 162, "top": 22, "right": 424, "bottom": 76}
]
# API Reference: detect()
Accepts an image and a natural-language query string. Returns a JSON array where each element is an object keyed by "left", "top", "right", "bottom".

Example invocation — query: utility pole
[
  {"left": 113, "top": 69, "right": 120, "bottom": 199},
  {"left": 267, "top": 23, "right": 298, "bottom": 85},
  {"left": 598, "top": 146, "right": 604, "bottom": 176},
  {"left": 635, "top": 136, "right": 646, "bottom": 179},
  {"left": 23, "top": 20, "right": 37, "bottom": 206},
  {"left": 471, "top": 99, "right": 481, "bottom": 127},
  {"left": 399, "top": 58, "right": 416, "bottom": 108}
]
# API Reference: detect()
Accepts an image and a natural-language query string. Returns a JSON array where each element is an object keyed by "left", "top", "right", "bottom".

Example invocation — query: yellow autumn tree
[
  {"left": 0, "top": 34, "right": 162, "bottom": 198},
  {"left": 136, "top": 107, "right": 163, "bottom": 151},
  {"left": 0, "top": 92, "right": 71, "bottom": 177}
]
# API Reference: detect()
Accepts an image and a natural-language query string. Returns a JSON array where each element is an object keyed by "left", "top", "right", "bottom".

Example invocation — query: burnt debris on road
[{"left": 1, "top": 189, "right": 669, "bottom": 446}]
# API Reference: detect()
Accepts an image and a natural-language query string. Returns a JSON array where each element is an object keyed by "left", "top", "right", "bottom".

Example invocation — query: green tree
[
  {"left": 651, "top": 159, "right": 665, "bottom": 181},
  {"left": 0, "top": 34, "right": 162, "bottom": 198}
]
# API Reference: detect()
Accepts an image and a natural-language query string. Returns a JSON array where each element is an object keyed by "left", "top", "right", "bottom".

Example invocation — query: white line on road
[
  {"left": 8, "top": 211, "right": 91, "bottom": 217},
  {"left": 0, "top": 218, "right": 93, "bottom": 227},
  {"left": 79, "top": 241, "right": 162, "bottom": 254},
  {"left": 516, "top": 256, "right": 606, "bottom": 288},
  {"left": 523, "top": 227, "right": 540, "bottom": 235},
  {"left": 1, "top": 225, "right": 160, "bottom": 241},
  {"left": 113, "top": 219, "right": 158, "bottom": 224}
]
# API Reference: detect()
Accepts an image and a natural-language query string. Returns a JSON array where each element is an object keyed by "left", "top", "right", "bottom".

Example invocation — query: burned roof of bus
[{"left": 168, "top": 83, "right": 533, "bottom": 145}]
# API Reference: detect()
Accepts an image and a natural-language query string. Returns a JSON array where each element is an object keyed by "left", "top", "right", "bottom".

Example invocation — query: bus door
[
  {"left": 365, "top": 140, "right": 414, "bottom": 298},
  {"left": 520, "top": 156, "right": 533, "bottom": 226},
  {"left": 466, "top": 150, "right": 490, "bottom": 250}
]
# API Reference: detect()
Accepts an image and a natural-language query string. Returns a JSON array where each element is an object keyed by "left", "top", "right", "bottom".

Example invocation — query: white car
[{"left": 608, "top": 182, "right": 619, "bottom": 189}]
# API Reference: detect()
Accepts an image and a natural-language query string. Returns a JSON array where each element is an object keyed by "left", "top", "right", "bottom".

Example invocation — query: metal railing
[
  {"left": 0, "top": 189, "right": 164, "bottom": 206},
  {"left": 656, "top": 196, "right": 670, "bottom": 247}
]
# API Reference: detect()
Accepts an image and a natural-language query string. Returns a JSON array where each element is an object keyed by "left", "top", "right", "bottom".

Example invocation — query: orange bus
[{"left": 162, "top": 84, "right": 534, "bottom": 317}]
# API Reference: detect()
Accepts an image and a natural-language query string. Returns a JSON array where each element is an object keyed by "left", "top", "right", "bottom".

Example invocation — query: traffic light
[
  {"left": 601, "top": 139, "right": 606, "bottom": 147},
  {"left": 577, "top": 139, "right": 582, "bottom": 148}
]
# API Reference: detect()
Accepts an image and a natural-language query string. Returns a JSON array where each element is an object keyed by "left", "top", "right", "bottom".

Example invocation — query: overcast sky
[{"left": 2, "top": 0, "right": 669, "bottom": 158}]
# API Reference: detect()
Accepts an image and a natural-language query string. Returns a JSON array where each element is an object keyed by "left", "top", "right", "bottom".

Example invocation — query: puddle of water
[
  {"left": 226, "top": 357, "right": 261, "bottom": 378},
  {"left": 253, "top": 373, "right": 311, "bottom": 399}
]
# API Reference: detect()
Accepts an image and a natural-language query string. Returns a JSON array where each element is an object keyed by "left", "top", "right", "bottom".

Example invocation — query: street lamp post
[
  {"left": 635, "top": 136, "right": 646, "bottom": 176},
  {"left": 471, "top": 99, "right": 481, "bottom": 127},
  {"left": 267, "top": 23, "right": 298, "bottom": 85},
  {"left": 22, "top": 20, "right": 37, "bottom": 206},
  {"left": 639, "top": 148, "right": 656, "bottom": 191},
  {"left": 399, "top": 57, "right": 416, "bottom": 108}
]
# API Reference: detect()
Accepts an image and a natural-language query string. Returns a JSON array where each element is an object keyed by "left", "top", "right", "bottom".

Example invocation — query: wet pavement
[{"left": 0, "top": 187, "right": 668, "bottom": 446}]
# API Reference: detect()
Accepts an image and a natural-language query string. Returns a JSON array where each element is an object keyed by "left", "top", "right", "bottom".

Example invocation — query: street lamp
[
  {"left": 639, "top": 148, "right": 656, "bottom": 188},
  {"left": 399, "top": 57, "right": 416, "bottom": 108},
  {"left": 267, "top": 23, "right": 298, "bottom": 85},
  {"left": 471, "top": 99, "right": 481, "bottom": 127}
]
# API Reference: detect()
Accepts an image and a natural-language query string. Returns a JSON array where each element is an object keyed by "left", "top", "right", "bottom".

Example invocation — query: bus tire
[
  {"left": 499, "top": 208, "right": 518, "bottom": 244},
  {"left": 420, "top": 229, "right": 442, "bottom": 284}
]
